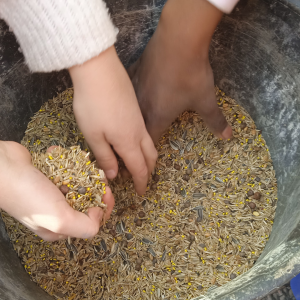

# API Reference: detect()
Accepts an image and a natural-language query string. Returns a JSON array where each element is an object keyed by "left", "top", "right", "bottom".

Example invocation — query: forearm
[
  {"left": 0, "top": 0, "right": 118, "bottom": 72},
  {"left": 157, "top": 0, "right": 223, "bottom": 60}
]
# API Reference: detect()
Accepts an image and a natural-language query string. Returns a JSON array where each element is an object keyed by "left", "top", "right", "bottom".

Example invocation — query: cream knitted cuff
[
  {"left": 0, "top": 0, "right": 118, "bottom": 72},
  {"left": 206, "top": 0, "right": 239, "bottom": 13}
]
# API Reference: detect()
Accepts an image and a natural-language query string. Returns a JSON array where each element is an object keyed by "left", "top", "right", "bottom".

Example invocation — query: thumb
[
  {"left": 36, "top": 187, "right": 115, "bottom": 241},
  {"left": 101, "top": 186, "right": 115, "bottom": 219},
  {"left": 86, "top": 206, "right": 104, "bottom": 227},
  {"left": 60, "top": 186, "right": 115, "bottom": 239},
  {"left": 32, "top": 208, "right": 104, "bottom": 242},
  {"left": 58, "top": 207, "right": 103, "bottom": 239}
]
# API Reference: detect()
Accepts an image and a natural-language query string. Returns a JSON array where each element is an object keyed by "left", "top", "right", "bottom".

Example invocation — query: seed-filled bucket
[{"left": 1, "top": 0, "right": 300, "bottom": 299}]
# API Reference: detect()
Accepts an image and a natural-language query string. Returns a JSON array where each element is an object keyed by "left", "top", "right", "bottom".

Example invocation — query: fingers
[
  {"left": 221, "top": 125, "right": 232, "bottom": 140},
  {"left": 102, "top": 186, "right": 115, "bottom": 219},
  {"left": 118, "top": 147, "right": 149, "bottom": 196},
  {"left": 49, "top": 187, "right": 114, "bottom": 239},
  {"left": 46, "top": 145, "right": 59, "bottom": 153},
  {"left": 119, "top": 136, "right": 157, "bottom": 184},
  {"left": 192, "top": 87, "right": 232, "bottom": 140},
  {"left": 116, "top": 128, "right": 157, "bottom": 195},
  {"left": 84, "top": 186, "right": 115, "bottom": 230},
  {"left": 30, "top": 165, "right": 114, "bottom": 240},
  {"left": 89, "top": 139, "right": 118, "bottom": 180},
  {"left": 141, "top": 136, "right": 158, "bottom": 175},
  {"left": 48, "top": 187, "right": 115, "bottom": 240},
  {"left": 58, "top": 206, "right": 104, "bottom": 239},
  {"left": 86, "top": 207, "right": 105, "bottom": 228},
  {"left": 32, "top": 206, "right": 105, "bottom": 241},
  {"left": 34, "top": 186, "right": 115, "bottom": 241},
  {"left": 141, "top": 95, "right": 183, "bottom": 145},
  {"left": 33, "top": 228, "right": 67, "bottom": 242}
]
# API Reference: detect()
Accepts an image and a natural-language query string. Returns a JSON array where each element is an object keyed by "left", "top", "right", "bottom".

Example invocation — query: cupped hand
[
  {"left": 0, "top": 141, "right": 114, "bottom": 241},
  {"left": 69, "top": 46, "right": 157, "bottom": 195}
]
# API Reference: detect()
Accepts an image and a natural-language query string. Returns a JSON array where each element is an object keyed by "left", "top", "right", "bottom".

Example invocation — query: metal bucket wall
[{"left": 1, "top": 0, "right": 300, "bottom": 299}]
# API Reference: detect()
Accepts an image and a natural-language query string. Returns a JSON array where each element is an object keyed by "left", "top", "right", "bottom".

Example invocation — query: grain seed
[
  {"left": 1, "top": 86, "right": 277, "bottom": 299},
  {"left": 185, "top": 140, "right": 194, "bottom": 152},
  {"left": 170, "top": 140, "right": 181, "bottom": 151}
]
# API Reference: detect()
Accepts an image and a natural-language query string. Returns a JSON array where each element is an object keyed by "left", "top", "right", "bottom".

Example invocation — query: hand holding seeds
[
  {"left": 0, "top": 141, "right": 114, "bottom": 241},
  {"left": 69, "top": 46, "right": 157, "bottom": 196}
]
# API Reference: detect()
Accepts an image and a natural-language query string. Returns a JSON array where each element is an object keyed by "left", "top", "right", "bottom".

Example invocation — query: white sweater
[
  {"left": 207, "top": 0, "right": 239, "bottom": 14},
  {"left": 0, "top": 0, "right": 238, "bottom": 73}
]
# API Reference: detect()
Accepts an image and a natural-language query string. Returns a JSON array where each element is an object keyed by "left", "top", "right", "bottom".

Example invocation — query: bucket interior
[{"left": 1, "top": 0, "right": 300, "bottom": 299}]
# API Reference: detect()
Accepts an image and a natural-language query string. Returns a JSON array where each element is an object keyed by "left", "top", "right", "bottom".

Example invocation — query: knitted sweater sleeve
[
  {"left": 0, "top": 0, "right": 118, "bottom": 72},
  {"left": 206, "top": 0, "right": 239, "bottom": 13}
]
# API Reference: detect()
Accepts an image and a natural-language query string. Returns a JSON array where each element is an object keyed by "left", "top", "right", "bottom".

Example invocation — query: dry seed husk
[
  {"left": 185, "top": 140, "right": 194, "bottom": 152},
  {"left": 193, "top": 193, "right": 206, "bottom": 199},
  {"left": 170, "top": 140, "right": 181, "bottom": 151},
  {"left": 1, "top": 87, "right": 278, "bottom": 300}
]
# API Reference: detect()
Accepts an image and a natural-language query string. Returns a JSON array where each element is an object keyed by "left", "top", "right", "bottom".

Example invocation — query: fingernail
[
  {"left": 221, "top": 125, "right": 232, "bottom": 140},
  {"left": 98, "top": 208, "right": 103, "bottom": 220},
  {"left": 106, "top": 169, "right": 117, "bottom": 179},
  {"left": 46, "top": 145, "right": 58, "bottom": 153},
  {"left": 152, "top": 168, "right": 156, "bottom": 176}
]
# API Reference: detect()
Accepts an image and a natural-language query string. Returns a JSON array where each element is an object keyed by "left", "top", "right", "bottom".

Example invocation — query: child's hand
[
  {"left": 69, "top": 46, "right": 157, "bottom": 196},
  {"left": 0, "top": 141, "right": 114, "bottom": 241},
  {"left": 128, "top": 0, "right": 232, "bottom": 144}
]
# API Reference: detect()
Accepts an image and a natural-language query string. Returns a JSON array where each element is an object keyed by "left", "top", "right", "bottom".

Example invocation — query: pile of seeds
[
  {"left": 1, "top": 87, "right": 277, "bottom": 300},
  {"left": 20, "top": 88, "right": 88, "bottom": 154},
  {"left": 32, "top": 146, "right": 107, "bottom": 213}
]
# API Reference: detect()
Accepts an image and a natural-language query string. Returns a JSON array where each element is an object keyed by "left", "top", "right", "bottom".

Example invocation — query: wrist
[
  {"left": 0, "top": 141, "right": 16, "bottom": 207},
  {"left": 69, "top": 46, "right": 121, "bottom": 93},
  {"left": 157, "top": 0, "right": 223, "bottom": 59},
  {"left": 0, "top": 141, "right": 9, "bottom": 169}
]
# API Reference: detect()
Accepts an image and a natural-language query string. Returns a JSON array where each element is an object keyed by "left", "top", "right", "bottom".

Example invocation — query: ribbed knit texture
[
  {"left": 0, "top": 0, "right": 118, "bottom": 72},
  {"left": 207, "top": 0, "right": 239, "bottom": 13}
]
